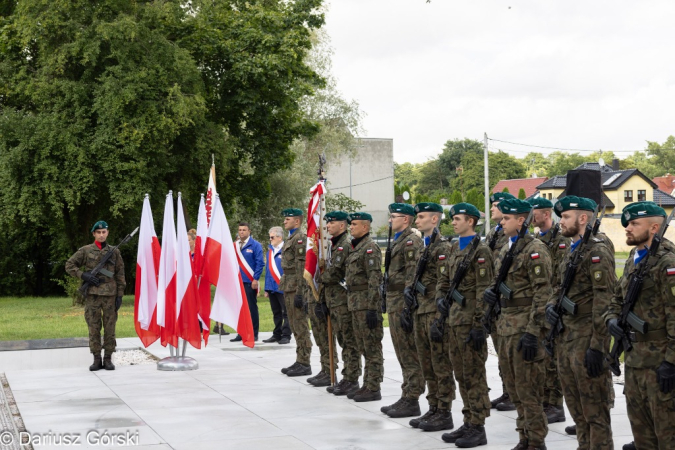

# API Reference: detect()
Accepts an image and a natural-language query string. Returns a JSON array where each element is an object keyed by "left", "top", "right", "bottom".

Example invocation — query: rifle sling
[{"left": 629, "top": 328, "right": 667, "bottom": 342}]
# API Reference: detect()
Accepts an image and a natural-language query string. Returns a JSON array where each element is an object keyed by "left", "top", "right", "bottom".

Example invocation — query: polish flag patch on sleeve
[
  {"left": 406, "top": 240, "right": 413, "bottom": 246},
  {"left": 337, "top": 247, "right": 343, "bottom": 251},
  {"left": 439, "top": 255, "right": 446, "bottom": 260},
  {"left": 530, "top": 253, "right": 540, "bottom": 260},
  {"left": 592, "top": 256, "right": 601, "bottom": 263},
  {"left": 477, "top": 258, "right": 486, "bottom": 264},
  {"left": 667, "top": 268, "right": 675, "bottom": 276},
  {"left": 366, "top": 248, "right": 373, "bottom": 254},
  {"left": 559, "top": 244, "right": 566, "bottom": 249}
]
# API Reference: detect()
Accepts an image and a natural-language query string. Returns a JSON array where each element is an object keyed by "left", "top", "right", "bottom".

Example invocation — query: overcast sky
[{"left": 324, "top": 1, "right": 675, "bottom": 164}]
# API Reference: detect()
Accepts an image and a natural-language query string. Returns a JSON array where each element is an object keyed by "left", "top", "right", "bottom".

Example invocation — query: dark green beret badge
[
  {"left": 388, "top": 203, "right": 415, "bottom": 216},
  {"left": 498, "top": 198, "right": 532, "bottom": 215},
  {"left": 91, "top": 220, "right": 109, "bottom": 233},
  {"left": 414, "top": 202, "right": 443, "bottom": 214},
  {"left": 449, "top": 202, "right": 481, "bottom": 219},
  {"left": 554, "top": 196, "right": 597, "bottom": 217},
  {"left": 282, "top": 208, "right": 303, "bottom": 217},
  {"left": 527, "top": 197, "right": 553, "bottom": 209},
  {"left": 621, "top": 201, "right": 666, "bottom": 227},
  {"left": 349, "top": 212, "right": 373, "bottom": 222},
  {"left": 325, "top": 211, "right": 349, "bottom": 222},
  {"left": 489, "top": 192, "right": 516, "bottom": 204}
]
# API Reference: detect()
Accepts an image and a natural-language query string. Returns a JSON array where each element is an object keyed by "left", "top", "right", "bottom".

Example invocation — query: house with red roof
[
  {"left": 491, "top": 177, "right": 548, "bottom": 200},
  {"left": 653, "top": 174, "right": 675, "bottom": 196}
]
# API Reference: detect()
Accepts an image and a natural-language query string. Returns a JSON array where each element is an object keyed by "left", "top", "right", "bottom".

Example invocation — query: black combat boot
[
  {"left": 409, "top": 406, "right": 437, "bottom": 428},
  {"left": 442, "top": 422, "right": 471, "bottom": 443},
  {"left": 281, "top": 362, "right": 300, "bottom": 374},
  {"left": 544, "top": 404, "right": 565, "bottom": 423},
  {"left": 307, "top": 370, "right": 325, "bottom": 384},
  {"left": 511, "top": 439, "right": 529, "bottom": 450},
  {"left": 311, "top": 372, "right": 332, "bottom": 387},
  {"left": 327, "top": 378, "right": 345, "bottom": 394},
  {"left": 353, "top": 388, "right": 382, "bottom": 402},
  {"left": 286, "top": 363, "right": 311, "bottom": 377},
  {"left": 387, "top": 398, "right": 421, "bottom": 418},
  {"left": 496, "top": 398, "right": 516, "bottom": 411},
  {"left": 564, "top": 424, "right": 576, "bottom": 435},
  {"left": 419, "top": 409, "right": 454, "bottom": 431},
  {"left": 381, "top": 396, "right": 405, "bottom": 414},
  {"left": 89, "top": 353, "right": 103, "bottom": 371},
  {"left": 490, "top": 391, "right": 509, "bottom": 409},
  {"left": 622, "top": 443, "right": 636, "bottom": 450},
  {"left": 526, "top": 444, "right": 546, "bottom": 450},
  {"left": 455, "top": 424, "right": 487, "bottom": 448},
  {"left": 347, "top": 385, "right": 367, "bottom": 399},
  {"left": 103, "top": 353, "right": 115, "bottom": 370},
  {"left": 333, "top": 380, "right": 359, "bottom": 396}
]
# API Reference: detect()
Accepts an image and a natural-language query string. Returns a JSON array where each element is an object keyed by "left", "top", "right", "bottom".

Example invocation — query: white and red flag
[
  {"left": 175, "top": 194, "right": 202, "bottom": 349},
  {"left": 304, "top": 180, "right": 327, "bottom": 301},
  {"left": 134, "top": 195, "right": 161, "bottom": 347},
  {"left": 205, "top": 164, "right": 217, "bottom": 226},
  {"left": 195, "top": 194, "right": 211, "bottom": 344},
  {"left": 156, "top": 192, "right": 178, "bottom": 348},
  {"left": 203, "top": 196, "right": 255, "bottom": 348}
]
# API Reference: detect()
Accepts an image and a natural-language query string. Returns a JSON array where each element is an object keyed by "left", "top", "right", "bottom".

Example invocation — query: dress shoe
[
  {"left": 442, "top": 422, "right": 471, "bottom": 443},
  {"left": 564, "top": 424, "right": 576, "bottom": 435},
  {"left": 348, "top": 385, "right": 367, "bottom": 399},
  {"left": 333, "top": 380, "right": 359, "bottom": 396},
  {"left": 387, "top": 398, "right": 421, "bottom": 418},
  {"left": 353, "top": 388, "right": 382, "bottom": 402},
  {"left": 278, "top": 337, "right": 291, "bottom": 344},
  {"left": 89, "top": 353, "right": 103, "bottom": 371},
  {"left": 490, "top": 392, "right": 510, "bottom": 409},
  {"left": 230, "top": 335, "right": 242, "bottom": 342},
  {"left": 622, "top": 443, "right": 636, "bottom": 450},
  {"left": 419, "top": 409, "right": 453, "bottom": 431},
  {"left": 410, "top": 406, "right": 437, "bottom": 428},
  {"left": 286, "top": 363, "right": 311, "bottom": 377},
  {"left": 496, "top": 398, "right": 516, "bottom": 411},
  {"left": 381, "top": 396, "right": 404, "bottom": 414},
  {"left": 281, "top": 362, "right": 300, "bottom": 374},
  {"left": 263, "top": 336, "right": 280, "bottom": 343},
  {"left": 544, "top": 405, "right": 565, "bottom": 423},
  {"left": 455, "top": 424, "right": 487, "bottom": 448}
]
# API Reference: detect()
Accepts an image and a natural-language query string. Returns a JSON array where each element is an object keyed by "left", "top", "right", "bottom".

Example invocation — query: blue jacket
[
  {"left": 264, "top": 245, "right": 284, "bottom": 293},
  {"left": 237, "top": 237, "right": 264, "bottom": 283}
]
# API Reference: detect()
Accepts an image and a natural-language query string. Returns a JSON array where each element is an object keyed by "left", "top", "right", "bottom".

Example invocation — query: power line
[
  {"left": 488, "top": 138, "right": 642, "bottom": 154},
  {"left": 329, "top": 175, "right": 394, "bottom": 190}
]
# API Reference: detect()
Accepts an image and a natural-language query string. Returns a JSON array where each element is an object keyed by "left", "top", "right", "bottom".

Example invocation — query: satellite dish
[
  {"left": 402, "top": 191, "right": 410, "bottom": 201},
  {"left": 599, "top": 158, "right": 605, "bottom": 167}
]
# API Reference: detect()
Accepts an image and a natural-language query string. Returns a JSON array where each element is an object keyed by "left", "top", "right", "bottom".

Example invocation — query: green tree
[
  {"left": 415, "top": 159, "right": 448, "bottom": 195},
  {"left": 518, "top": 188, "right": 527, "bottom": 199},
  {"left": 546, "top": 152, "right": 587, "bottom": 177},
  {"left": 620, "top": 151, "right": 661, "bottom": 179},
  {"left": 325, "top": 193, "right": 364, "bottom": 213},
  {"left": 454, "top": 150, "right": 526, "bottom": 193},
  {"left": 394, "top": 162, "right": 419, "bottom": 189},
  {"left": 647, "top": 136, "right": 675, "bottom": 175},
  {"left": 450, "top": 191, "right": 463, "bottom": 205},
  {"left": 465, "top": 188, "right": 485, "bottom": 212},
  {"left": 438, "top": 138, "right": 483, "bottom": 185},
  {"left": 502, "top": 187, "right": 510, "bottom": 193},
  {"left": 520, "top": 152, "right": 550, "bottom": 178}
]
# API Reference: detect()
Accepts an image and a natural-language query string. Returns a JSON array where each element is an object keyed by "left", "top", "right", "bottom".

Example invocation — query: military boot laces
[
  {"left": 419, "top": 408, "right": 454, "bottom": 432},
  {"left": 103, "top": 355, "right": 115, "bottom": 371},
  {"left": 409, "top": 406, "right": 437, "bottom": 428},
  {"left": 387, "top": 398, "right": 421, "bottom": 418},
  {"left": 455, "top": 424, "right": 487, "bottom": 448},
  {"left": 89, "top": 353, "right": 103, "bottom": 371},
  {"left": 442, "top": 422, "right": 471, "bottom": 443},
  {"left": 381, "top": 396, "right": 405, "bottom": 414}
]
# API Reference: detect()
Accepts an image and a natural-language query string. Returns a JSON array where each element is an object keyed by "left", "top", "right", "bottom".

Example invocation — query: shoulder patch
[
  {"left": 477, "top": 258, "right": 486, "bottom": 264},
  {"left": 591, "top": 256, "right": 601, "bottom": 263},
  {"left": 667, "top": 268, "right": 675, "bottom": 276},
  {"left": 366, "top": 248, "right": 373, "bottom": 254},
  {"left": 297, "top": 240, "right": 303, "bottom": 244},
  {"left": 531, "top": 253, "right": 540, "bottom": 260},
  {"left": 438, "top": 255, "right": 446, "bottom": 260},
  {"left": 406, "top": 240, "right": 413, "bottom": 246},
  {"left": 534, "top": 265, "right": 542, "bottom": 276},
  {"left": 558, "top": 244, "right": 566, "bottom": 249},
  {"left": 338, "top": 247, "right": 343, "bottom": 251},
  {"left": 594, "top": 270, "right": 603, "bottom": 281}
]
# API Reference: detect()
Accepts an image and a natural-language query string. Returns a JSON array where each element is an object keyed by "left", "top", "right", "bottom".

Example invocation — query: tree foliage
[{"left": 647, "top": 136, "right": 675, "bottom": 175}]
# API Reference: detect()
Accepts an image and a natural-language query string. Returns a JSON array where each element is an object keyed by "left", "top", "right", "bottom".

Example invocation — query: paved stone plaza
[{"left": 1, "top": 329, "right": 633, "bottom": 450}]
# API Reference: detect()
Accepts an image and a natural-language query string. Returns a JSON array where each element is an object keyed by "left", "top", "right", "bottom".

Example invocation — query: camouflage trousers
[
  {"left": 544, "top": 349, "right": 564, "bottom": 407},
  {"left": 557, "top": 337, "right": 614, "bottom": 450},
  {"left": 352, "top": 309, "right": 384, "bottom": 391},
  {"left": 330, "top": 304, "right": 361, "bottom": 382},
  {"left": 308, "top": 301, "right": 339, "bottom": 374},
  {"left": 490, "top": 326, "right": 508, "bottom": 393},
  {"left": 284, "top": 291, "right": 312, "bottom": 365},
  {"left": 448, "top": 324, "right": 490, "bottom": 425},
  {"left": 625, "top": 365, "right": 675, "bottom": 450},
  {"left": 497, "top": 332, "right": 548, "bottom": 447},
  {"left": 414, "top": 312, "right": 456, "bottom": 409},
  {"left": 84, "top": 294, "right": 117, "bottom": 354},
  {"left": 389, "top": 305, "right": 424, "bottom": 399}
]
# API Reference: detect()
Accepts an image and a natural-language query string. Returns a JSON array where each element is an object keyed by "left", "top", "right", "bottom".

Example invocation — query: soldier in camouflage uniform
[
  {"left": 65, "top": 221, "right": 125, "bottom": 371},
  {"left": 344, "top": 212, "right": 384, "bottom": 402},
  {"left": 544, "top": 196, "right": 615, "bottom": 450},
  {"left": 486, "top": 192, "right": 517, "bottom": 412},
  {"left": 317, "top": 211, "right": 361, "bottom": 396},
  {"left": 380, "top": 203, "right": 424, "bottom": 418},
  {"left": 406, "top": 202, "right": 456, "bottom": 432},
  {"left": 436, "top": 203, "right": 493, "bottom": 447},
  {"left": 483, "top": 198, "right": 552, "bottom": 450},
  {"left": 605, "top": 202, "right": 675, "bottom": 450},
  {"left": 278, "top": 208, "right": 313, "bottom": 377},
  {"left": 528, "top": 197, "right": 571, "bottom": 424}
]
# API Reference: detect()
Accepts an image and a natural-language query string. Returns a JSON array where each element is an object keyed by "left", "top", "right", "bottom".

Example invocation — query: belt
[
  {"left": 571, "top": 302, "right": 593, "bottom": 315},
  {"left": 348, "top": 284, "right": 368, "bottom": 292},
  {"left": 629, "top": 329, "right": 667, "bottom": 343},
  {"left": 387, "top": 283, "right": 405, "bottom": 292},
  {"left": 499, "top": 297, "right": 532, "bottom": 308}
]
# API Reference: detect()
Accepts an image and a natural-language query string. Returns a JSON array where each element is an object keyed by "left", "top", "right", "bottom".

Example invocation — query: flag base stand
[{"left": 157, "top": 356, "right": 199, "bottom": 371}]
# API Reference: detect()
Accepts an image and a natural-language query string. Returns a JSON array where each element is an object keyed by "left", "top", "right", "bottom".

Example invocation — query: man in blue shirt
[
  {"left": 263, "top": 226, "right": 292, "bottom": 344},
  {"left": 231, "top": 222, "right": 264, "bottom": 342}
]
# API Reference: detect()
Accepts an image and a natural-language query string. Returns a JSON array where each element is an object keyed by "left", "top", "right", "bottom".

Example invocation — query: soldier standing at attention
[
  {"left": 65, "top": 221, "right": 125, "bottom": 371},
  {"left": 278, "top": 208, "right": 313, "bottom": 377},
  {"left": 486, "top": 192, "right": 517, "bottom": 412},
  {"left": 436, "top": 203, "right": 493, "bottom": 447},
  {"left": 545, "top": 196, "right": 615, "bottom": 450},
  {"left": 380, "top": 203, "right": 424, "bottom": 418},
  {"left": 483, "top": 198, "right": 552, "bottom": 450},
  {"left": 528, "top": 197, "right": 570, "bottom": 425},
  {"left": 344, "top": 212, "right": 384, "bottom": 402},
  {"left": 407, "top": 202, "right": 456, "bottom": 432},
  {"left": 605, "top": 202, "right": 675, "bottom": 450}
]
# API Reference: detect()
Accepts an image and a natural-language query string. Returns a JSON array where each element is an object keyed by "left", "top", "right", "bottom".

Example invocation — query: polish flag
[
  {"left": 156, "top": 192, "right": 178, "bottom": 348},
  {"left": 304, "top": 180, "right": 327, "bottom": 301},
  {"left": 134, "top": 195, "right": 161, "bottom": 347},
  {"left": 205, "top": 165, "right": 217, "bottom": 226},
  {"left": 204, "top": 196, "right": 255, "bottom": 348},
  {"left": 195, "top": 194, "right": 211, "bottom": 344},
  {"left": 175, "top": 194, "right": 202, "bottom": 349}
]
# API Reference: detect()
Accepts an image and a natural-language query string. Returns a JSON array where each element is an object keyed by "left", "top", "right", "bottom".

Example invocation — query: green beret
[
  {"left": 90, "top": 220, "right": 108, "bottom": 233},
  {"left": 489, "top": 192, "right": 516, "bottom": 204},
  {"left": 621, "top": 201, "right": 667, "bottom": 228},
  {"left": 528, "top": 197, "right": 553, "bottom": 209},
  {"left": 325, "top": 211, "right": 349, "bottom": 222},
  {"left": 388, "top": 203, "right": 415, "bottom": 216},
  {"left": 553, "top": 196, "right": 597, "bottom": 217},
  {"left": 281, "top": 208, "right": 303, "bottom": 217},
  {"left": 449, "top": 202, "right": 481, "bottom": 219},
  {"left": 498, "top": 198, "right": 532, "bottom": 215},
  {"left": 349, "top": 212, "right": 373, "bottom": 222},
  {"left": 414, "top": 202, "right": 443, "bottom": 214}
]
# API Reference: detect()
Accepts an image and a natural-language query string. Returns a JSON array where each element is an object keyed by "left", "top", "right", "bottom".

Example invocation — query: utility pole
[{"left": 484, "top": 132, "right": 490, "bottom": 236}]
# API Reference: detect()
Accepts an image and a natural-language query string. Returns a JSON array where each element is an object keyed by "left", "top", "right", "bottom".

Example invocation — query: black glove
[
  {"left": 400, "top": 310, "right": 414, "bottom": 333},
  {"left": 366, "top": 310, "right": 379, "bottom": 329},
  {"left": 607, "top": 318, "right": 625, "bottom": 340},
  {"left": 294, "top": 293, "right": 304, "bottom": 309},
  {"left": 436, "top": 297, "right": 450, "bottom": 316},
  {"left": 656, "top": 361, "right": 675, "bottom": 394},
  {"left": 545, "top": 304, "right": 559, "bottom": 326},
  {"left": 115, "top": 296, "right": 123, "bottom": 312},
  {"left": 517, "top": 332, "right": 539, "bottom": 362},
  {"left": 403, "top": 286, "right": 415, "bottom": 308},
  {"left": 483, "top": 288, "right": 498, "bottom": 307},
  {"left": 81, "top": 271, "right": 101, "bottom": 287},
  {"left": 465, "top": 328, "right": 486, "bottom": 351},
  {"left": 583, "top": 348, "right": 604, "bottom": 378},
  {"left": 314, "top": 302, "right": 329, "bottom": 322}
]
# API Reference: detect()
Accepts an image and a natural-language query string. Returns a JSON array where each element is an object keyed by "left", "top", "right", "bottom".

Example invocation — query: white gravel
[{"left": 112, "top": 349, "right": 158, "bottom": 366}]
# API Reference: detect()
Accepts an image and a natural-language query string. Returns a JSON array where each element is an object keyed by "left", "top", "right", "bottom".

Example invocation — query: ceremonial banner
[
  {"left": 176, "top": 195, "right": 202, "bottom": 349},
  {"left": 195, "top": 194, "right": 211, "bottom": 343},
  {"left": 304, "top": 180, "right": 327, "bottom": 300},
  {"left": 134, "top": 195, "right": 161, "bottom": 347},
  {"left": 157, "top": 192, "right": 178, "bottom": 348}
]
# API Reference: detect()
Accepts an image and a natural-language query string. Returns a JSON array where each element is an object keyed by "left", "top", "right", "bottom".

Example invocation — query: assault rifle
[
  {"left": 607, "top": 208, "right": 675, "bottom": 376},
  {"left": 381, "top": 221, "right": 393, "bottom": 313},
  {"left": 543, "top": 206, "right": 599, "bottom": 356},
  {"left": 400, "top": 227, "right": 439, "bottom": 333},
  {"left": 488, "top": 225, "right": 501, "bottom": 251},
  {"left": 482, "top": 209, "right": 534, "bottom": 334},
  {"left": 78, "top": 227, "right": 139, "bottom": 297},
  {"left": 430, "top": 223, "right": 486, "bottom": 342},
  {"left": 592, "top": 205, "right": 607, "bottom": 236},
  {"left": 546, "top": 223, "right": 561, "bottom": 250}
]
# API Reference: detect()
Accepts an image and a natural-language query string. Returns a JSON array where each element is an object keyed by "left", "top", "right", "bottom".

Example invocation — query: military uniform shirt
[
  {"left": 278, "top": 229, "right": 307, "bottom": 296},
  {"left": 345, "top": 234, "right": 383, "bottom": 311},
  {"left": 538, "top": 227, "right": 571, "bottom": 283},
  {"left": 65, "top": 243, "right": 125, "bottom": 297},
  {"left": 416, "top": 236, "right": 453, "bottom": 315},
  {"left": 486, "top": 225, "right": 509, "bottom": 261},
  {"left": 386, "top": 228, "right": 423, "bottom": 313},
  {"left": 320, "top": 232, "right": 351, "bottom": 309}
]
